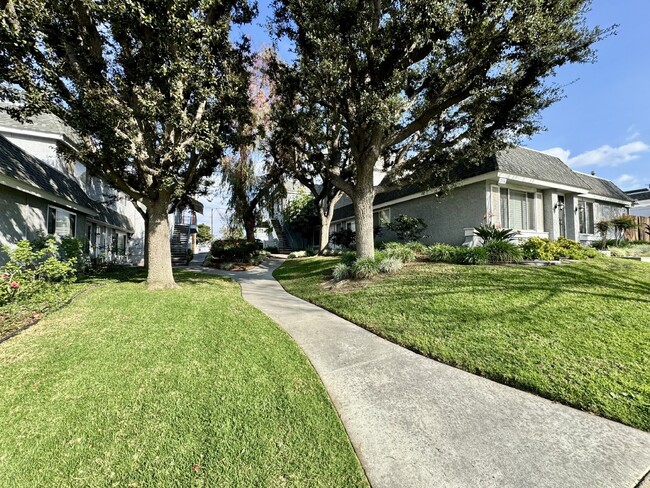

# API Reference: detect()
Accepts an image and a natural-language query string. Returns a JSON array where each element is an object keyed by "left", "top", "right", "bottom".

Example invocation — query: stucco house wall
[{"left": 378, "top": 182, "right": 488, "bottom": 246}]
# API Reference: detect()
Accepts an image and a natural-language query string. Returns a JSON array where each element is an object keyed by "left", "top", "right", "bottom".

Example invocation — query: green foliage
[
  {"left": 595, "top": 220, "right": 611, "bottom": 249},
  {"left": 383, "top": 242, "right": 417, "bottom": 263},
  {"left": 352, "top": 257, "right": 380, "bottom": 279},
  {"left": 609, "top": 244, "right": 650, "bottom": 258},
  {"left": 426, "top": 244, "right": 458, "bottom": 263},
  {"left": 2, "top": 1, "right": 257, "bottom": 287},
  {"left": 219, "top": 262, "right": 236, "bottom": 271},
  {"left": 196, "top": 224, "right": 213, "bottom": 244},
  {"left": 404, "top": 241, "right": 428, "bottom": 254},
  {"left": 474, "top": 223, "right": 517, "bottom": 243},
  {"left": 271, "top": 0, "right": 607, "bottom": 259},
  {"left": 284, "top": 193, "right": 320, "bottom": 234},
  {"left": 306, "top": 246, "right": 319, "bottom": 257},
  {"left": 210, "top": 239, "right": 259, "bottom": 263},
  {"left": 339, "top": 251, "right": 358, "bottom": 267},
  {"left": 287, "top": 250, "right": 308, "bottom": 258},
  {"left": 384, "top": 215, "right": 428, "bottom": 242},
  {"left": 521, "top": 237, "right": 598, "bottom": 261},
  {"left": 331, "top": 229, "right": 356, "bottom": 248},
  {"left": 1, "top": 239, "right": 77, "bottom": 306},
  {"left": 248, "top": 254, "right": 265, "bottom": 266},
  {"left": 453, "top": 247, "right": 488, "bottom": 265},
  {"left": 483, "top": 240, "right": 523, "bottom": 263},
  {"left": 610, "top": 215, "right": 639, "bottom": 244},
  {"left": 332, "top": 263, "right": 352, "bottom": 282},
  {"left": 378, "top": 258, "right": 403, "bottom": 274}
]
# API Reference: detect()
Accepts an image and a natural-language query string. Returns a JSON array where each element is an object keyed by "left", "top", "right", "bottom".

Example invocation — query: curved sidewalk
[{"left": 188, "top": 259, "right": 650, "bottom": 488}]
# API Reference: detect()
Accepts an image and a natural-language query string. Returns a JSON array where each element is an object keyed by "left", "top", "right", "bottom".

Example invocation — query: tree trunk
[
  {"left": 353, "top": 186, "right": 376, "bottom": 258},
  {"left": 243, "top": 210, "right": 256, "bottom": 242},
  {"left": 318, "top": 194, "right": 340, "bottom": 254},
  {"left": 146, "top": 196, "right": 177, "bottom": 290},
  {"left": 142, "top": 212, "right": 149, "bottom": 271}
]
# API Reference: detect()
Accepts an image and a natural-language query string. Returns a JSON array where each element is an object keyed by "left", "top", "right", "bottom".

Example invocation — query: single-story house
[
  {"left": 626, "top": 187, "right": 650, "bottom": 217},
  {"left": 331, "top": 147, "right": 633, "bottom": 246}
]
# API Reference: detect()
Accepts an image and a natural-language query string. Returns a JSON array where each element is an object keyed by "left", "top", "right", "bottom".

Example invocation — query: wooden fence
[{"left": 625, "top": 216, "right": 650, "bottom": 242}]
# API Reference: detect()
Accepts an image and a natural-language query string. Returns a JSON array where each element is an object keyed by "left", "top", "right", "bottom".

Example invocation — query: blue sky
[
  {"left": 527, "top": 0, "right": 650, "bottom": 191},
  {"left": 203, "top": 1, "right": 649, "bottom": 234}
]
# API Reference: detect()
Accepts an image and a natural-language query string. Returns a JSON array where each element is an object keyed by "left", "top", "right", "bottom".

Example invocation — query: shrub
[
  {"left": 306, "top": 246, "right": 319, "bottom": 257},
  {"left": 595, "top": 220, "right": 610, "bottom": 250},
  {"left": 340, "top": 250, "right": 358, "bottom": 266},
  {"left": 473, "top": 223, "right": 517, "bottom": 243},
  {"left": 248, "top": 254, "right": 265, "bottom": 266},
  {"left": 287, "top": 250, "right": 308, "bottom": 259},
  {"left": 332, "top": 263, "right": 351, "bottom": 282},
  {"left": 483, "top": 240, "right": 523, "bottom": 263},
  {"left": 330, "top": 229, "right": 356, "bottom": 248},
  {"left": 352, "top": 257, "right": 380, "bottom": 279},
  {"left": 210, "top": 239, "right": 258, "bottom": 263},
  {"left": 384, "top": 214, "right": 428, "bottom": 242},
  {"left": 521, "top": 237, "right": 556, "bottom": 260},
  {"left": 404, "top": 241, "right": 428, "bottom": 254},
  {"left": 521, "top": 237, "right": 598, "bottom": 260},
  {"left": 610, "top": 215, "right": 638, "bottom": 244},
  {"left": 219, "top": 262, "right": 235, "bottom": 271},
  {"left": 453, "top": 247, "right": 488, "bottom": 265},
  {"left": 378, "top": 257, "right": 403, "bottom": 274},
  {"left": 383, "top": 242, "right": 417, "bottom": 263},
  {"left": 202, "top": 255, "right": 214, "bottom": 266},
  {"left": 1, "top": 238, "right": 77, "bottom": 306},
  {"left": 426, "top": 243, "right": 457, "bottom": 263}
]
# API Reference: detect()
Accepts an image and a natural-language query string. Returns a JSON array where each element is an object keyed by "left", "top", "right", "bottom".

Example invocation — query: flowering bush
[{"left": 1, "top": 238, "right": 77, "bottom": 306}]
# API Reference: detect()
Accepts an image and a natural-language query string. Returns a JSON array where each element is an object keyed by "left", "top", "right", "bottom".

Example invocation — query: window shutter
[
  {"left": 535, "top": 193, "right": 544, "bottom": 231},
  {"left": 490, "top": 186, "right": 501, "bottom": 226}
]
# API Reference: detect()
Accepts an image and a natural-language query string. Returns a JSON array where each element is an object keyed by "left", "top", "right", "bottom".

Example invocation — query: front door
[{"left": 558, "top": 195, "right": 566, "bottom": 238}]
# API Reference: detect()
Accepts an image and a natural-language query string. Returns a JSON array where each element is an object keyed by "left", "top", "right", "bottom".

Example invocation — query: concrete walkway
[{"left": 187, "top": 258, "right": 650, "bottom": 488}]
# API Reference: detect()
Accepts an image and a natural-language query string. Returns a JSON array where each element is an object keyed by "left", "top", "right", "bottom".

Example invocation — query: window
[
  {"left": 578, "top": 200, "right": 595, "bottom": 234},
  {"left": 496, "top": 188, "right": 540, "bottom": 231},
  {"left": 47, "top": 207, "right": 76, "bottom": 237},
  {"left": 373, "top": 208, "right": 390, "bottom": 227}
]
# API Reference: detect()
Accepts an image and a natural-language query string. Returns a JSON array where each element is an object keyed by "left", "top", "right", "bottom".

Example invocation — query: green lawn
[
  {"left": 0, "top": 270, "right": 367, "bottom": 487},
  {"left": 275, "top": 258, "right": 650, "bottom": 431}
]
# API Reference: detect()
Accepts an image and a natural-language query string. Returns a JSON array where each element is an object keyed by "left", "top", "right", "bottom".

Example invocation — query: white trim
[
  {"left": 0, "top": 174, "right": 97, "bottom": 215},
  {"left": 0, "top": 126, "right": 77, "bottom": 150},
  {"left": 47, "top": 205, "right": 78, "bottom": 237},
  {"left": 331, "top": 171, "right": 498, "bottom": 224},
  {"left": 576, "top": 193, "right": 631, "bottom": 206},
  {"left": 496, "top": 172, "right": 588, "bottom": 194}
]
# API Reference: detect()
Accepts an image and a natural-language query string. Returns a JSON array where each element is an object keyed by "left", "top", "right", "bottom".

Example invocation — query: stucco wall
[
  {"left": 0, "top": 185, "right": 87, "bottom": 250},
  {"left": 378, "top": 182, "right": 488, "bottom": 246}
]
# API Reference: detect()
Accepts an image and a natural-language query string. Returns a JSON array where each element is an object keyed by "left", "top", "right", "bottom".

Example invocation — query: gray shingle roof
[
  {"left": 574, "top": 172, "right": 632, "bottom": 202},
  {"left": 626, "top": 188, "right": 650, "bottom": 202},
  {"left": 332, "top": 146, "right": 629, "bottom": 221},
  {"left": 0, "top": 106, "right": 79, "bottom": 144},
  {"left": 89, "top": 206, "right": 134, "bottom": 233},
  {"left": 494, "top": 147, "right": 587, "bottom": 188},
  {"left": 0, "top": 134, "right": 96, "bottom": 212}
]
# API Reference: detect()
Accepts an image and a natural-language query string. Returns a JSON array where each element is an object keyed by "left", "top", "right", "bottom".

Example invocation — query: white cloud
[
  {"left": 541, "top": 141, "right": 650, "bottom": 169},
  {"left": 614, "top": 174, "right": 640, "bottom": 190}
]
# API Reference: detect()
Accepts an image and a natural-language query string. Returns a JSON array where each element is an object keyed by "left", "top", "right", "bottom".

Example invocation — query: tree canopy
[
  {"left": 272, "top": 0, "right": 611, "bottom": 257},
  {"left": 0, "top": 0, "right": 254, "bottom": 288}
]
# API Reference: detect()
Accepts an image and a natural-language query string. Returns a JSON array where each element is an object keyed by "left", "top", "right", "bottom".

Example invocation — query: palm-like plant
[{"left": 474, "top": 223, "right": 517, "bottom": 243}]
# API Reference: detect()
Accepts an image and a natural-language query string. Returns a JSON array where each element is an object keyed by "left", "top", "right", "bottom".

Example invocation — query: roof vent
[{"left": 590, "top": 170, "right": 596, "bottom": 176}]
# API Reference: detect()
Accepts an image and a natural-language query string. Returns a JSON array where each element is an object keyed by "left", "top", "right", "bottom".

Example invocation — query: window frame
[
  {"left": 496, "top": 187, "right": 542, "bottom": 232},
  {"left": 47, "top": 205, "right": 77, "bottom": 237}
]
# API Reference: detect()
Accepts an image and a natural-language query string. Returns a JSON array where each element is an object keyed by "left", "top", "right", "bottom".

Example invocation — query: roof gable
[{"left": 0, "top": 134, "right": 96, "bottom": 212}]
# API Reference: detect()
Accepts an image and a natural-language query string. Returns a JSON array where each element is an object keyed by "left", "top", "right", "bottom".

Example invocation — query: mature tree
[
  {"left": 267, "top": 69, "right": 350, "bottom": 252},
  {"left": 0, "top": 0, "right": 254, "bottom": 288},
  {"left": 273, "top": 0, "right": 611, "bottom": 258},
  {"left": 220, "top": 50, "right": 286, "bottom": 242}
]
